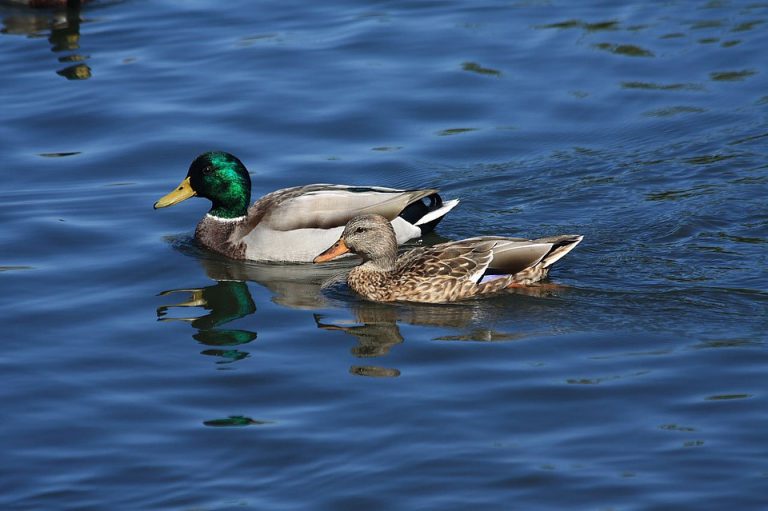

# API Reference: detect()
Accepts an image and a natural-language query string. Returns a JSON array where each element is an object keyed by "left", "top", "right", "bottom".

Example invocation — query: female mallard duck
[
  {"left": 314, "top": 214, "right": 583, "bottom": 303},
  {"left": 154, "top": 151, "right": 459, "bottom": 262}
]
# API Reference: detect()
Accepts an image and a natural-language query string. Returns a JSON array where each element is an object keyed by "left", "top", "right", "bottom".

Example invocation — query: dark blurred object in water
[
  {"left": 2, "top": 0, "right": 86, "bottom": 8},
  {"left": 1, "top": 0, "right": 92, "bottom": 79}
]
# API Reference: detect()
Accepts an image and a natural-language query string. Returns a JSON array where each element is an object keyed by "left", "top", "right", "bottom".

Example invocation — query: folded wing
[{"left": 244, "top": 185, "right": 438, "bottom": 233}]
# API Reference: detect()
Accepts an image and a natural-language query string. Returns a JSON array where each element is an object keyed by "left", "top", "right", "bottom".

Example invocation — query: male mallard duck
[
  {"left": 154, "top": 151, "right": 459, "bottom": 262},
  {"left": 314, "top": 214, "right": 583, "bottom": 303}
]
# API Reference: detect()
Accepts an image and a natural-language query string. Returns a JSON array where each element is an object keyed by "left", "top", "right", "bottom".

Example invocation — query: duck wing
[
  {"left": 397, "top": 234, "right": 584, "bottom": 283},
  {"left": 397, "top": 239, "right": 497, "bottom": 283},
  {"left": 239, "top": 184, "right": 438, "bottom": 234},
  {"left": 472, "top": 235, "right": 584, "bottom": 275}
]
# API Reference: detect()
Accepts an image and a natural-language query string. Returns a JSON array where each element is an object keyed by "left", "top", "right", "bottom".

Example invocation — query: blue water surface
[{"left": 1, "top": 1, "right": 767, "bottom": 509}]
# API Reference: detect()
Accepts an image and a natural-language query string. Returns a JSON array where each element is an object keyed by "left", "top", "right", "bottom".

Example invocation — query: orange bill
[{"left": 313, "top": 238, "right": 350, "bottom": 263}]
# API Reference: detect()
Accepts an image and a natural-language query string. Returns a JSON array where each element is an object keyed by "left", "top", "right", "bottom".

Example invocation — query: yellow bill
[{"left": 154, "top": 177, "right": 196, "bottom": 209}]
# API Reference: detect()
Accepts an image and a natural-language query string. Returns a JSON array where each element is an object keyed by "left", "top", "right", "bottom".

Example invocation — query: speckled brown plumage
[{"left": 315, "top": 214, "right": 583, "bottom": 303}]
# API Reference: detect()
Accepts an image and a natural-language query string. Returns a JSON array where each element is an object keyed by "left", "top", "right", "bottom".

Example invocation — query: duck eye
[
  {"left": 353, "top": 226, "right": 368, "bottom": 235},
  {"left": 202, "top": 165, "right": 213, "bottom": 175}
]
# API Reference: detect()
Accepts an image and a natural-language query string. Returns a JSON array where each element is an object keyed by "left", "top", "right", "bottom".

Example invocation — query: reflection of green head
[
  {"left": 187, "top": 151, "right": 252, "bottom": 218},
  {"left": 194, "top": 330, "right": 257, "bottom": 346},
  {"left": 192, "top": 281, "right": 257, "bottom": 356},
  {"left": 191, "top": 281, "right": 256, "bottom": 330}
]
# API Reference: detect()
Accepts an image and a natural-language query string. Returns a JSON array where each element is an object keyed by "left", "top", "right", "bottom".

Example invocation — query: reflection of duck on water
[
  {"left": 314, "top": 299, "right": 520, "bottom": 348},
  {"left": 170, "top": 237, "right": 347, "bottom": 309},
  {"left": 157, "top": 240, "right": 344, "bottom": 364},
  {"left": 1, "top": 0, "right": 93, "bottom": 79},
  {"left": 313, "top": 297, "right": 548, "bottom": 377},
  {"left": 158, "top": 281, "right": 257, "bottom": 364},
  {"left": 314, "top": 305, "right": 404, "bottom": 359},
  {"left": 159, "top": 236, "right": 574, "bottom": 370}
]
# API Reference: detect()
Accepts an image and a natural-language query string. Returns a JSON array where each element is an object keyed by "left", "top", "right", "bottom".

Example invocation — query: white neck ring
[{"left": 206, "top": 214, "right": 246, "bottom": 223}]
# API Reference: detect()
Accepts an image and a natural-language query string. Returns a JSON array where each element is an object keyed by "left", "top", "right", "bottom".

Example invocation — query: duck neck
[
  {"left": 209, "top": 196, "right": 249, "bottom": 219},
  {"left": 359, "top": 243, "right": 398, "bottom": 273},
  {"left": 360, "top": 258, "right": 396, "bottom": 273},
  {"left": 195, "top": 214, "right": 246, "bottom": 258}
]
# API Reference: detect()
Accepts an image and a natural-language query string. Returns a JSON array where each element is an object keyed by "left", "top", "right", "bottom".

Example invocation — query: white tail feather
[{"left": 414, "top": 199, "right": 460, "bottom": 226}]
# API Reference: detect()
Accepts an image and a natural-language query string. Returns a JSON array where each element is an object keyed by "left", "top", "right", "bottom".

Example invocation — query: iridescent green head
[{"left": 154, "top": 151, "right": 252, "bottom": 219}]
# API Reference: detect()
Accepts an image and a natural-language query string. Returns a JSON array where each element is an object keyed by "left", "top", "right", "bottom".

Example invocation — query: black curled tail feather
[{"left": 398, "top": 193, "right": 445, "bottom": 234}]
